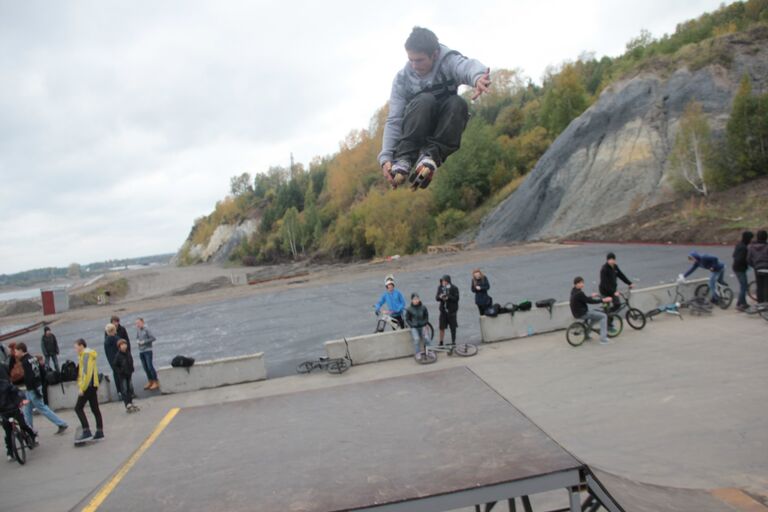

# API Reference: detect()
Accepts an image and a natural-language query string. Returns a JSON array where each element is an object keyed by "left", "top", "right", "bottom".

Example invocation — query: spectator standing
[
  {"left": 471, "top": 269, "right": 491, "bottom": 315},
  {"left": 40, "top": 326, "right": 60, "bottom": 373},
  {"left": 733, "top": 231, "right": 754, "bottom": 311},
  {"left": 748, "top": 230, "right": 768, "bottom": 303},
  {"left": 104, "top": 323, "right": 122, "bottom": 398},
  {"left": 135, "top": 318, "right": 159, "bottom": 390},
  {"left": 435, "top": 275, "right": 459, "bottom": 346},
  {"left": 405, "top": 293, "right": 431, "bottom": 358},
  {"left": 113, "top": 340, "right": 139, "bottom": 412}
]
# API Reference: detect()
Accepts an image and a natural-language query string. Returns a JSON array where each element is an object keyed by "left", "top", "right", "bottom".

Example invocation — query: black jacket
[
  {"left": 104, "top": 335, "right": 120, "bottom": 370},
  {"left": 436, "top": 284, "right": 459, "bottom": 313},
  {"left": 732, "top": 242, "right": 750, "bottom": 272},
  {"left": 570, "top": 287, "right": 602, "bottom": 318},
  {"left": 41, "top": 333, "right": 59, "bottom": 357},
  {"left": 0, "top": 377, "right": 24, "bottom": 414},
  {"left": 748, "top": 241, "right": 768, "bottom": 270},
  {"left": 405, "top": 303, "right": 430, "bottom": 328},
  {"left": 20, "top": 353, "right": 44, "bottom": 390},
  {"left": 104, "top": 325, "right": 131, "bottom": 352},
  {"left": 112, "top": 351, "right": 135, "bottom": 377},
  {"left": 599, "top": 263, "right": 631, "bottom": 297},
  {"left": 471, "top": 276, "right": 491, "bottom": 306}
]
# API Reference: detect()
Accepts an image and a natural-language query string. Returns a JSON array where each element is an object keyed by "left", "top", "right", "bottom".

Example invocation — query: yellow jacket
[{"left": 77, "top": 348, "right": 99, "bottom": 393}]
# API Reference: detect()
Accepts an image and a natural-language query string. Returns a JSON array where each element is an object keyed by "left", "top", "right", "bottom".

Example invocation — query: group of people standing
[{"left": 0, "top": 315, "right": 161, "bottom": 449}]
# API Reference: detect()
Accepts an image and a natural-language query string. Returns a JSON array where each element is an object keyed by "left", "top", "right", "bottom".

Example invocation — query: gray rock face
[{"left": 476, "top": 31, "right": 768, "bottom": 245}]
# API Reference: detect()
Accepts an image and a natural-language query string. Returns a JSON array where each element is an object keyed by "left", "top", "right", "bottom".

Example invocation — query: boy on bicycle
[
  {"left": 405, "top": 293, "right": 431, "bottom": 358},
  {"left": 375, "top": 275, "right": 407, "bottom": 328},
  {"left": 570, "top": 277, "right": 613, "bottom": 345},
  {"left": 1, "top": 365, "right": 37, "bottom": 461},
  {"left": 679, "top": 251, "right": 726, "bottom": 304}
]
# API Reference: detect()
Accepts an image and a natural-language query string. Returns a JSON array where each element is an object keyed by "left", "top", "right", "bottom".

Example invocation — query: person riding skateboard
[{"left": 378, "top": 26, "right": 490, "bottom": 189}]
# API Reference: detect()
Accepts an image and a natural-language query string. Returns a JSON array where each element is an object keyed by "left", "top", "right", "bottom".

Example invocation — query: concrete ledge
[
  {"left": 480, "top": 279, "right": 709, "bottom": 343},
  {"left": 325, "top": 331, "right": 414, "bottom": 365},
  {"left": 47, "top": 374, "right": 114, "bottom": 411},
  {"left": 157, "top": 353, "right": 266, "bottom": 394}
]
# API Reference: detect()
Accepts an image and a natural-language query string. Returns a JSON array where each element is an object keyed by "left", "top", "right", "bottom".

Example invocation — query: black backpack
[
  {"left": 484, "top": 304, "right": 501, "bottom": 317},
  {"left": 60, "top": 360, "right": 78, "bottom": 382},
  {"left": 171, "top": 355, "right": 195, "bottom": 368},
  {"left": 45, "top": 368, "right": 61, "bottom": 385}
]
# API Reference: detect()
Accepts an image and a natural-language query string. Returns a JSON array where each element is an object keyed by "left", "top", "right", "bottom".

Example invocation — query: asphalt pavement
[{"left": 7, "top": 243, "right": 738, "bottom": 381}]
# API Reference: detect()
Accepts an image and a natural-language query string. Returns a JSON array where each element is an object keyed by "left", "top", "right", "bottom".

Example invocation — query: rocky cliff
[{"left": 475, "top": 27, "right": 768, "bottom": 245}]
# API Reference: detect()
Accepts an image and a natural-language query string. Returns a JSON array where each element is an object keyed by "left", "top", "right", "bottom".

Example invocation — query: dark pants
[
  {"left": 394, "top": 93, "right": 469, "bottom": 166},
  {"left": 2, "top": 409, "right": 36, "bottom": 455},
  {"left": 439, "top": 310, "right": 458, "bottom": 344},
  {"left": 735, "top": 270, "right": 749, "bottom": 306},
  {"left": 75, "top": 385, "right": 103, "bottom": 432},
  {"left": 757, "top": 270, "right": 768, "bottom": 303},
  {"left": 140, "top": 351, "right": 157, "bottom": 381},
  {"left": 119, "top": 376, "right": 134, "bottom": 407},
  {"left": 110, "top": 365, "right": 123, "bottom": 398},
  {"left": 477, "top": 304, "right": 486, "bottom": 315}
]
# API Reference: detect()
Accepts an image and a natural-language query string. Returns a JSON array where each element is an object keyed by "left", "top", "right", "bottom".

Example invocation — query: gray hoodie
[
  {"left": 378, "top": 44, "right": 487, "bottom": 166},
  {"left": 136, "top": 326, "right": 156, "bottom": 353}
]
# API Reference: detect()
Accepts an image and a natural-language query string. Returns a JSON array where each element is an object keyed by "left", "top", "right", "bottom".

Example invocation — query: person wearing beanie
[
  {"left": 405, "top": 293, "right": 431, "bottom": 358},
  {"left": 435, "top": 275, "right": 459, "bottom": 346},
  {"left": 599, "top": 252, "right": 634, "bottom": 319},
  {"left": 679, "top": 251, "right": 726, "bottom": 304},
  {"left": 732, "top": 231, "right": 754, "bottom": 311},
  {"left": 747, "top": 230, "right": 768, "bottom": 303}
]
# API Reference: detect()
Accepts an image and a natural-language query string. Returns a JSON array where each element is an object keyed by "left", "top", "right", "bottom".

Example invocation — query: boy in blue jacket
[
  {"left": 375, "top": 275, "right": 406, "bottom": 328},
  {"left": 679, "top": 251, "right": 727, "bottom": 303}
]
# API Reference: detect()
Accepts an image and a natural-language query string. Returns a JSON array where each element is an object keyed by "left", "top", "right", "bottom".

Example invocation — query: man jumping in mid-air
[{"left": 379, "top": 26, "right": 490, "bottom": 189}]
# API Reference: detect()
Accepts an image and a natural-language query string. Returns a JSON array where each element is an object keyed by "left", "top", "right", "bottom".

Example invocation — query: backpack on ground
[
  {"left": 45, "top": 368, "right": 61, "bottom": 385},
  {"left": 484, "top": 304, "right": 501, "bottom": 317},
  {"left": 171, "top": 355, "right": 195, "bottom": 368},
  {"left": 60, "top": 360, "right": 78, "bottom": 382}
]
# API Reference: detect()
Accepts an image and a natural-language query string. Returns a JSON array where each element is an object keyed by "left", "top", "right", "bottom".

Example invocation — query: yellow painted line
[{"left": 81, "top": 407, "right": 181, "bottom": 512}]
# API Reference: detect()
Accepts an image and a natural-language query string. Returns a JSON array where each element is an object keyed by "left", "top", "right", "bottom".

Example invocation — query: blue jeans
[
  {"left": 709, "top": 268, "right": 726, "bottom": 300},
  {"left": 140, "top": 351, "right": 157, "bottom": 381},
  {"left": 583, "top": 311, "right": 608, "bottom": 342},
  {"left": 410, "top": 327, "right": 430, "bottom": 354},
  {"left": 23, "top": 387, "right": 67, "bottom": 430},
  {"left": 735, "top": 270, "right": 749, "bottom": 306}
]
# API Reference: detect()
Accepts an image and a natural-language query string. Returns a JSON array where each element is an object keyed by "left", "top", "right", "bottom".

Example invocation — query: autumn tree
[
  {"left": 539, "top": 64, "right": 589, "bottom": 136},
  {"left": 669, "top": 101, "right": 716, "bottom": 195},
  {"left": 230, "top": 172, "right": 253, "bottom": 196},
  {"left": 726, "top": 75, "right": 768, "bottom": 184}
]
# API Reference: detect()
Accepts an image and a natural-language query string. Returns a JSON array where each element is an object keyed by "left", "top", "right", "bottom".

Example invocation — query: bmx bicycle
[
  {"left": 374, "top": 308, "right": 434, "bottom": 341},
  {"left": 693, "top": 280, "right": 734, "bottom": 309},
  {"left": 566, "top": 302, "right": 623, "bottom": 347},
  {"left": 3, "top": 413, "right": 35, "bottom": 465},
  {"left": 297, "top": 339, "right": 352, "bottom": 375},
  {"left": 412, "top": 328, "right": 478, "bottom": 364},
  {"left": 646, "top": 283, "right": 712, "bottom": 320},
  {"left": 612, "top": 288, "right": 646, "bottom": 330}
]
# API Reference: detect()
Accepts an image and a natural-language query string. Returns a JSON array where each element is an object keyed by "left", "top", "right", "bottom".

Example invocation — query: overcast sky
[{"left": 0, "top": 0, "right": 730, "bottom": 275}]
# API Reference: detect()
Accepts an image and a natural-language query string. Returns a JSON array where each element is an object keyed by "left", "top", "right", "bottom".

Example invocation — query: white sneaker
[{"left": 600, "top": 339, "right": 611, "bottom": 345}]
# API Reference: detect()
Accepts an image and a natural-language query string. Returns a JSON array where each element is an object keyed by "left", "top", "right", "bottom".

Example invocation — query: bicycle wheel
[
  {"left": 566, "top": 322, "right": 587, "bottom": 347},
  {"left": 327, "top": 359, "right": 350, "bottom": 374},
  {"left": 760, "top": 307, "right": 768, "bottom": 322},
  {"left": 416, "top": 349, "right": 437, "bottom": 365},
  {"left": 747, "top": 281, "right": 757, "bottom": 302},
  {"left": 718, "top": 287, "right": 733, "bottom": 309},
  {"left": 453, "top": 343, "right": 478, "bottom": 357},
  {"left": 424, "top": 323, "right": 434, "bottom": 341},
  {"left": 12, "top": 429, "right": 26, "bottom": 465},
  {"left": 645, "top": 308, "right": 661, "bottom": 320},
  {"left": 296, "top": 361, "right": 315, "bottom": 374},
  {"left": 607, "top": 314, "right": 623, "bottom": 338},
  {"left": 625, "top": 308, "right": 646, "bottom": 330},
  {"left": 694, "top": 284, "right": 710, "bottom": 300}
]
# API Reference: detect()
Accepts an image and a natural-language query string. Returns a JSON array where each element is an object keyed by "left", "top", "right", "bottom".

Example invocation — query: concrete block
[
  {"left": 157, "top": 353, "right": 266, "bottom": 394},
  {"left": 325, "top": 330, "right": 415, "bottom": 365},
  {"left": 479, "top": 279, "right": 708, "bottom": 343},
  {"left": 47, "top": 374, "right": 114, "bottom": 411}
]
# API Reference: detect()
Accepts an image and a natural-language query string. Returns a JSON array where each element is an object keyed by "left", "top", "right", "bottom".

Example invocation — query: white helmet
[{"left": 384, "top": 274, "right": 395, "bottom": 287}]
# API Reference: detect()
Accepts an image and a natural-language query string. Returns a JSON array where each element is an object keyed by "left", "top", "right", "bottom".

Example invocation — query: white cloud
[{"left": 0, "top": 0, "right": 730, "bottom": 273}]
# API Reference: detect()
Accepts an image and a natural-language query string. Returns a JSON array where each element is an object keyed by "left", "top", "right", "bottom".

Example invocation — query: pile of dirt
[
  {"left": 0, "top": 300, "right": 42, "bottom": 318},
  {"left": 171, "top": 276, "right": 233, "bottom": 296},
  {"left": 566, "top": 178, "right": 768, "bottom": 244}
]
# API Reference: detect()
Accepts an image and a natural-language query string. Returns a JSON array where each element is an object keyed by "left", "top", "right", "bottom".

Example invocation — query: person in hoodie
[
  {"left": 40, "top": 326, "right": 60, "bottom": 373},
  {"left": 1, "top": 365, "right": 37, "bottom": 461},
  {"left": 15, "top": 343, "right": 68, "bottom": 435},
  {"left": 74, "top": 339, "right": 104, "bottom": 442},
  {"left": 113, "top": 340, "right": 139, "bottom": 413},
  {"left": 679, "top": 251, "right": 727, "bottom": 303},
  {"left": 405, "top": 293, "right": 431, "bottom": 358},
  {"left": 375, "top": 275, "right": 407, "bottom": 328},
  {"left": 379, "top": 26, "right": 490, "bottom": 189},
  {"left": 747, "top": 230, "right": 768, "bottom": 303},
  {"left": 435, "top": 275, "right": 459, "bottom": 346},
  {"left": 732, "top": 231, "right": 754, "bottom": 311}
]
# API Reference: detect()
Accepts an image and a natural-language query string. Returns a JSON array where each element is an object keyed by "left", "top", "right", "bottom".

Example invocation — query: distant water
[{"left": 0, "top": 288, "right": 41, "bottom": 302}]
